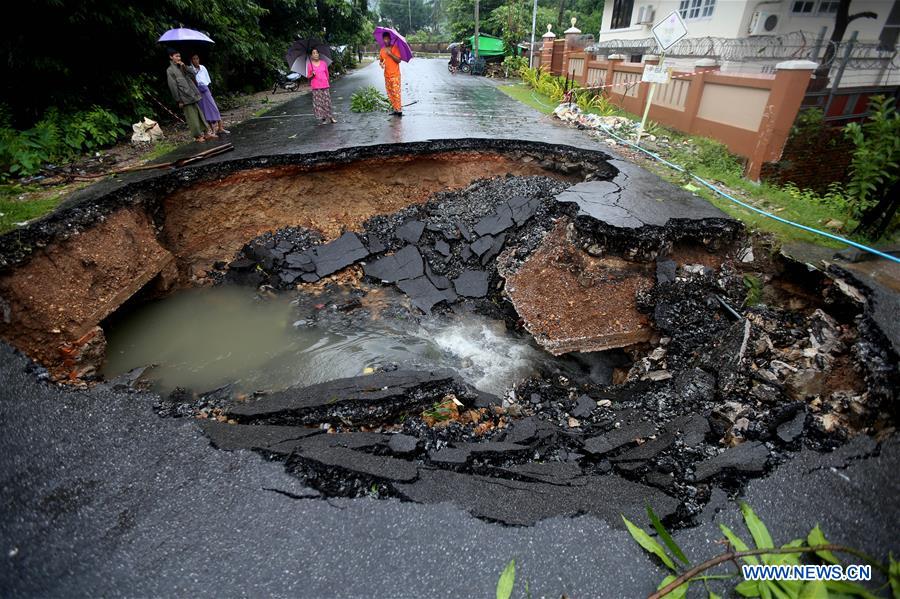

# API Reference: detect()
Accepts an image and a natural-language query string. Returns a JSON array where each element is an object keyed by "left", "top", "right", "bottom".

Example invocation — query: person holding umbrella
[
  {"left": 165, "top": 49, "right": 211, "bottom": 142},
  {"left": 190, "top": 54, "right": 229, "bottom": 135},
  {"left": 378, "top": 30, "right": 404, "bottom": 116},
  {"left": 307, "top": 48, "right": 337, "bottom": 124},
  {"left": 449, "top": 43, "right": 460, "bottom": 73}
]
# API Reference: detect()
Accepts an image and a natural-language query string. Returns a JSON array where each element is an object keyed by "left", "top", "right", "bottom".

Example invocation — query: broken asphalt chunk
[
  {"left": 693, "top": 441, "right": 770, "bottom": 481},
  {"left": 570, "top": 395, "right": 597, "bottom": 418},
  {"left": 396, "top": 220, "right": 425, "bottom": 244},
  {"left": 434, "top": 239, "right": 451, "bottom": 257},
  {"left": 394, "top": 469, "right": 679, "bottom": 526},
  {"left": 469, "top": 236, "right": 494, "bottom": 258},
  {"left": 428, "top": 447, "right": 470, "bottom": 466},
  {"left": 227, "top": 369, "right": 461, "bottom": 425},
  {"left": 387, "top": 434, "right": 419, "bottom": 455},
  {"left": 198, "top": 421, "right": 321, "bottom": 458},
  {"left": 288, "top": 445, "right": 419, "bottom": 483},
  {"left": 363, "top": 245, "right": 423, "bottom": 283},
  {"left": 473, "top": 204, "right": 514, "bottom": 237},
  {"left": 311, "top": 232, "right": 369, "bottom": 277},
  {"left": 396, "top": 276, "right": 448, "bottom": 313},
  {"left": 582, "top": 420, "right": 657, "bottom": 456},
  {"left": 452, "top": 270, "right": 489, "bottom": 298},
  {"left": 507, "top": 195, "right": 542, "bottom": 226}
]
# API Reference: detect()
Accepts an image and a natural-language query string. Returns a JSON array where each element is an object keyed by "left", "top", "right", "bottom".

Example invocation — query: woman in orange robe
[{"left": 379, "top": 32, "right": 403, "bottom": 116}]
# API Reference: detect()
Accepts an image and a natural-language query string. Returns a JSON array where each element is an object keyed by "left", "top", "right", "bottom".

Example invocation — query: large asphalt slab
[{"left": 3, "top": 59, "right": 899, "bottom": 597}]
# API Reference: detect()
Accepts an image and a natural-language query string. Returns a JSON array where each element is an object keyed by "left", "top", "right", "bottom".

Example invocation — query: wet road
[
  {"left": 223, "top": 58, "right": 590, "bottom": 154},
  {"left": 2, "top": 59, "right": 899, "bottom": 597}
]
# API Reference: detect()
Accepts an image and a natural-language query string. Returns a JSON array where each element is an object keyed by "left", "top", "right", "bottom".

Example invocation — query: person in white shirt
[{"left": 190, "top": 54, "right": 229, "bottom": 135}]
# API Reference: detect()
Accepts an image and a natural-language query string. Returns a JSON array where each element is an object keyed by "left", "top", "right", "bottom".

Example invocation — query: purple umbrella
[
  {"left": 373, "top": 27, "right": 413, "bottom": 62},
  {"left": 158, "top": 28, "right": 215, "bottom": 44}
]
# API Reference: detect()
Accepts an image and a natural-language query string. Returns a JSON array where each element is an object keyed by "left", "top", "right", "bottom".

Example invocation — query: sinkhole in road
[{"left": 1, "top": 139, "right": 894, "bottom": 528}]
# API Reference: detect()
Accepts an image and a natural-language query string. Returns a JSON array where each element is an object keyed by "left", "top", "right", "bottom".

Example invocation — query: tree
[
  {"left": 814, "top": 0, "right": 877, "bottom": 80},
  {"left": 378, "top": 0, "right": 433, "bottom": 34},
  {"left": 0, "top": 0, "right": 370, "bottom": 126}
]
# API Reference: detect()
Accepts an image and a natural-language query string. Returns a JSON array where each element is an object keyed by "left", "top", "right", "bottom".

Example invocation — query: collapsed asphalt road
[{"left": 2, "top": 61, "right": 899, "bottom": 597}]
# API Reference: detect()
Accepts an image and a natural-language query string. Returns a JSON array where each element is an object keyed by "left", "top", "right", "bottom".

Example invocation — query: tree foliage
[
  {"left": 377, "top": 0, "right": 435, "bottom": 35},
  {"left": 443, "top": 0, "right": 603, "bottom": 48},
  {"left": 0, "top": 0, "right": 370, "bottom": 127}
]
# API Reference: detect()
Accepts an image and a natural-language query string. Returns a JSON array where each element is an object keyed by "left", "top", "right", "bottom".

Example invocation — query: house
[
  {"left": 598, "top": 1, "right": 898, "bottom": 47},
  {"left": 592, "top": 1, "right": 899, "bottom": 86}
]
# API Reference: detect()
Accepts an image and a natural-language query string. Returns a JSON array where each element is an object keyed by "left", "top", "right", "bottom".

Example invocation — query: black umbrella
[{"left": 286, "top": 38, "right": 332, "bottom": 75}]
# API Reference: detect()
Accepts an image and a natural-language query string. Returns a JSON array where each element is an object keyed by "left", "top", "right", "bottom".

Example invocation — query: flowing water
[{"left": 102, "top": 285, "right": 558, "bottom": 395}]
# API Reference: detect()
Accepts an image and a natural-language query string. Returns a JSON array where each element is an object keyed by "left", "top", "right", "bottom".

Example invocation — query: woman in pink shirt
[{"left": 307, "top": 49, "right": 337, "bottom": 124}]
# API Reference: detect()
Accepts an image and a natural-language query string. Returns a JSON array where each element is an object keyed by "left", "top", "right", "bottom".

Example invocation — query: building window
[
  {"left": 818, "top": 1, "right": 840, "bottom": 14},
  {"left": 610, "top": 0, "right": 635, "bottom": 29},
  {"left": 791, "top": 1, "right": 816, "bottom": 14},
  {"left": 880, "top": 0, "right": 900, "bottom": 51},
  {"left": 678, "top": 0, "right": 715, "bottom": 20}
]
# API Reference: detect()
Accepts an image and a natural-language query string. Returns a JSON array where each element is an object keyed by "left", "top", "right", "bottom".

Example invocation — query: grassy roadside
[
  {"left": 0, "top": 186, "right": 66, "bottom": 233},
  {"left": 499, "top": 83, "right": 863, "bottom": 249}
]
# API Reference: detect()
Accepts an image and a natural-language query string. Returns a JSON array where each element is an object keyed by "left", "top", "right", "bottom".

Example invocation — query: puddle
[{"left": 102, "top": 285, "right": 553, "bottom": 395}]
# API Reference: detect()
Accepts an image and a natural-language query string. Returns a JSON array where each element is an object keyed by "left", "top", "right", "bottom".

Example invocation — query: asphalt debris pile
[
  {"left": 224, "top": 174, "right": 576, "bottom": 315},
  {"left": 188, "top": 369, "right": 681, "bottom": 526}
]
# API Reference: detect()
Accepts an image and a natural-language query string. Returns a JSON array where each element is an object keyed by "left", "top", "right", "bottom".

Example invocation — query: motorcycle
[{"left": 272, "top": 69, "right": 302, "bottom": 93}]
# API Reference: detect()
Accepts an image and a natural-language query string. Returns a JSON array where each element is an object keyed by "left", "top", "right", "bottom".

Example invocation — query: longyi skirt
[
  {"left": 312, "top": 88, "right": 333, "bottom": 120},
  {"left": 198, "top": 87, "right": 221, "bottom": 122}
]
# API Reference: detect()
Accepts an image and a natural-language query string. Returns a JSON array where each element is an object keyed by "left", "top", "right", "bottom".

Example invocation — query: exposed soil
[
  {"left": 502, "top": 221, "right": 655, "bottom": 354},
  {"left": 0, "top": 207, "right": 175, "bottom": 368},
  {"left": 161, "top": 151, "right": 576, "bottom": 277}
]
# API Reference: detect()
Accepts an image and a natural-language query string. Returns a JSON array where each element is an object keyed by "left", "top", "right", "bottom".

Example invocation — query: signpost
[{"left": 636, "top": 11, "right": 688, "bottom": 145}]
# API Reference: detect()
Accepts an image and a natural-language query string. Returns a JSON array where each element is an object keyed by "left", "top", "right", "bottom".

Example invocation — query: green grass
[
  {"left": 0, "top": 186, "right": 64, "bottom": 234},
  {"left": 499, "top": 83, "right": 555, "bottom": 115},
  {"left": 140, "top": 141, "right": 178, "bottom": 163},
  {"left": 500, "top": 82, "right": 861, "bottom": 248}
]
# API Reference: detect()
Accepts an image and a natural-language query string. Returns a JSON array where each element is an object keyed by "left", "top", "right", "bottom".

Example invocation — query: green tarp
[{"left": 467, "top": 34, "right": 506, "bottom": 56}]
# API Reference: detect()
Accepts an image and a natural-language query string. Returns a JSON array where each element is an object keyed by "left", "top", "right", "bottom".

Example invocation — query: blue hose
[{"left": 594, "top": 123, "right": 900, "bottom": 265}]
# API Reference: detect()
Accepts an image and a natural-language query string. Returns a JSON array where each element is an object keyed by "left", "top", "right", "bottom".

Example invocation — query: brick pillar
[
  {"left": 563, "top": 18, "right": 582, "bottom": 79},
  {"left": 540, "top": 24, "right": 556, "bottom": 72},
  {"left": 746, "top": 59, "right": 817, "bottom": 181}
]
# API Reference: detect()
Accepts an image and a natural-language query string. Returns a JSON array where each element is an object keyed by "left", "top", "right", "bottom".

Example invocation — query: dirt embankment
[{"left": 0, "top": 208, "right": 175, "bottom": 367}]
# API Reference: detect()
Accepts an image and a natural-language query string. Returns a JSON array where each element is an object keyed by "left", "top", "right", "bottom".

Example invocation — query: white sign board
[
  {"left": 642, "top": 63, "right": 670, "bottom": 84},
  {"left": 651, "top": 11, "right": 688, "bottom": 51}
]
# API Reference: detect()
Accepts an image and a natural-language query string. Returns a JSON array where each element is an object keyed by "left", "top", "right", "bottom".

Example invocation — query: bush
[
  {"left": 0, "top": 105, "right": 126, "bottom": 179},
  {"left": 502, "top": 55, "right": 528, "bottom": 77},
  {"left": 782, "top": 181, "right": 849, "bottom": 214},
  {"left": 350, "top": 86, "right": 391, "bottom": 112},
  {"left": 669, "top": 136, "right": 744, "bottom": 180},
  {"left": 329, "top": 46, "right": 358, "bottom": 76},
  {"left": 844, "top": 95, "right": 900, "bottom": 219}
]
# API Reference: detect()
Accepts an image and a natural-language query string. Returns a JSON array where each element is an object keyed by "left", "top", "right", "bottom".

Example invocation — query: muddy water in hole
[{"left": 101, "top": 286, "right": 553, "bottom": 395}]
